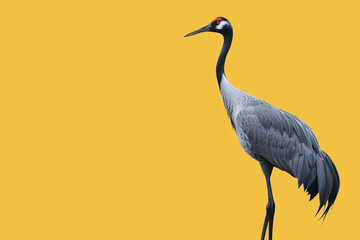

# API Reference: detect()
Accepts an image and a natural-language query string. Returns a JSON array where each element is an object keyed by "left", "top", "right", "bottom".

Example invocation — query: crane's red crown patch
[{"left": 211, "top": 17, "right": 223, "bottom": 24}]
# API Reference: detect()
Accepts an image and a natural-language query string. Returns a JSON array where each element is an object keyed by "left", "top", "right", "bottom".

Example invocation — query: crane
[{"left": 184, "top": 17, "right": 340, "bottom": 240}]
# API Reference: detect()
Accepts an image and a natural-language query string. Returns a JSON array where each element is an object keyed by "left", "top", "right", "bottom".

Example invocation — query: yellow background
[{"left": 0, "top": 0, "right": 359, "bottom": 239}]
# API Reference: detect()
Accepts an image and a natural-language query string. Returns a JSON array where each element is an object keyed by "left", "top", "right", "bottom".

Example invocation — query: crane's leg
[{"left": 260, "top": 161, "right": 275, "bottom": 240}]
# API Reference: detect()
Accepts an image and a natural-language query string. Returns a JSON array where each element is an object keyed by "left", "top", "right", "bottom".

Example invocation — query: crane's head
[{"left": 184, "top": 17, "right": 232, "bottom": 38}]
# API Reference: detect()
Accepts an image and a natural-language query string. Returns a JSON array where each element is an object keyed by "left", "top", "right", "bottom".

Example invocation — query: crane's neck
[{"left": 216, "top": 30, "right": 233, "bottom": 88}]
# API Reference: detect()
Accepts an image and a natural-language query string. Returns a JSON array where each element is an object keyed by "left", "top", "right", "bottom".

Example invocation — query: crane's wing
[
  {"left": 235, "top": 103, "right": 339, "bottom": 218},
  {"left": 235, "top": 103, "right": 321, "bottom": 166}
]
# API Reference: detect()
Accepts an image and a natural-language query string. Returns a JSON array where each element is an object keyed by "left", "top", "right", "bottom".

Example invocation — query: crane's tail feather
[{"left": 301, "top": 151, "right": 340, "bottom": 220}]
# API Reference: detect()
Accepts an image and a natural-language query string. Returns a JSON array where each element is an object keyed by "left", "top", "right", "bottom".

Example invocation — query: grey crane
[{"left": 184, "top": 17, "right": 340, "bottom": 240}]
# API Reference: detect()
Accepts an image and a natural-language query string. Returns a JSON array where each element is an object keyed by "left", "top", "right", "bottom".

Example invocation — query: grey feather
[{"left": 233, "top": 102, "right": 339, "bottom": 219}]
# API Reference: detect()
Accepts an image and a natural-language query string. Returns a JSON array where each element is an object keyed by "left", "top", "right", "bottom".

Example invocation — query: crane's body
[{"left": 185, "top": 17, "right": 340, "bottom": 240}]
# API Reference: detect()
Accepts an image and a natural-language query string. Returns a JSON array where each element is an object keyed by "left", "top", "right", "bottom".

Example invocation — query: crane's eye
[{"left": 216, "top": 20, "right": 220, "bottom": 24}]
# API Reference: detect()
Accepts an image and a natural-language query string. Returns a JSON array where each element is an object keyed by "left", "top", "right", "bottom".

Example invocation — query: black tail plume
[{"left": 304, "top": 151, "right": 340, "bottom": 219}]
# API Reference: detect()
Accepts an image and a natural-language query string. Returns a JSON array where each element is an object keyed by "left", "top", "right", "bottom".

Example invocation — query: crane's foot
[{"left": 260, "top": 202, "right": 275, "bottom": 240}]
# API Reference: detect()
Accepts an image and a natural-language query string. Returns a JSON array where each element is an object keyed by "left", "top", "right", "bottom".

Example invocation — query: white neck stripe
[{"left": 216, "top": 21, "right": 228, "bottom": 30}]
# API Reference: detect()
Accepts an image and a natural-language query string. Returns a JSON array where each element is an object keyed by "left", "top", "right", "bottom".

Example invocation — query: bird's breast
[{"left": 234, "top": 124, "right": 257, "bottom": 159}]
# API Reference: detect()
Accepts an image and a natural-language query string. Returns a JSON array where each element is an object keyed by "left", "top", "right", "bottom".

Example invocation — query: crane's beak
[{"left": 184, "top": 24, "right": 211, "bottom": 37}]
